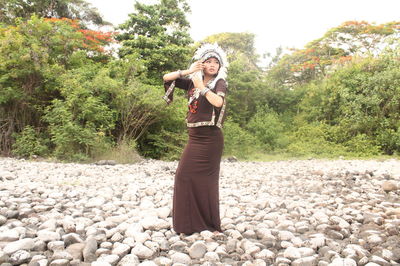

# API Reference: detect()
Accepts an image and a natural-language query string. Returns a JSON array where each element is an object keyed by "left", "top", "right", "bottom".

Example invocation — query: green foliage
[
  {"left": 298, "top": 55, "right": 400, "bottom": 155},
  {"left": 42, "top": 58, "right": 124, "bottom": 160},
  {"left": 203, "top": 32, "right": 259, "bottom": 67},
  {"left": 118, "top": 0, "right": 193, "bottom": 84},
  {"left": 138, "top": 96, "right": 188, "bottom": 160},
  {"left": 1, "top": 12, "right": 399, "bottom": 162},
  {"left": 286, "top": 123, "right": 347, "bottom": 157},
  {"left": 12, "top": 126, "right": 49, "bottom": 157},
  {"left": 223, "top": 119, "right": 260, "bottom": 159},
  {"left": 344, "top": 134, "right": 381, "bottom": 156},
  {"left": 0, "top": 16, "right": 106, "bottom": 155},
  {"left": 92, "top": 139, "right": 142, "bottom": 164},
  {"left": 0, "top": 0, "right": 106, "bottom": 26},
  {"left": 246, "top": 106, "right": 285, "bottom": 150}
]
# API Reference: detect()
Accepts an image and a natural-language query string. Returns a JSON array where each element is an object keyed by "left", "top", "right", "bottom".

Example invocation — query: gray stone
[
  {"left": 133, "top": 232, "right": 150, "bottom": 244},
  {"left": 382, "top": 181, "right": 398, "bottom": 192},
  {"left": 62, "top": 233, "right": 83, "bottom": 246},
  {"left": 62, "top": 219, "right": 76, "bottom": 233},
  {"left": 39, "top": 219, "right": 57, "bottom": 231},
  {"left": 125, "top": 223, "right": 143, "bottom": 237},
  {"left": 48, "top": 241, "right": 65, "bottom": 251},
  {"left": 0, "top": 215, "right": 7, "bottom": 226},
  {"left": 96, "top": 248, "right": 111, "bottom": 257},
  {"left": 284, "top": 246, "right": 301, "bottom": 260},
  {"left": 33, "top": 240, "right": 47, "bottom": 252},
  {"left": 83, "top": 237, "right": 98, "bottom": 262},
  {"left": 204, "top": 251, "right": 219, "bottom": 262},
  {"left": 37, "top": 230, "right": 61, "bottom": 242},
  {"left": 117, "top": 254, "right": 140, "bottom": 266},
  {"left": 110, "top": 232, "right": 124, "bottom": 243},
  {"left": 171, "top": 252, "right": 191, "bottom": 264},
  {"left": 101, "top": 254, "right": 120, "bottom": 265},
  {"left": 279, "top": 230, "right": 295, "bottom": 241},
  {"left": 0, "top": 251, "right": 10, "bottom": 264},
  {"left": 292, "top": 256, "right": 317, "bottom": 266},
  {"left": 4, "top": 238, "right": 35, "bottom": 255},
  {"left": 152, "top": 256, "right": 172, "bottom": 266},
  {"left": 188, "top": 241, "right": 207, "bottom": 259},
  {"left": 370, "top": 255, "right": 391, "bottom": 266},
  {"left": 52, "top": 250, "right": 74, "bottom": 261},
  {"left": 112, "top": 243, "right": 131, "bottom": 257},
  {"left": 49, "top": 259, "right": 70, "bottom": 266},
  {"left": 255, "top": 249, "right": 275, "bottom": 260},
  {"left": 131, "top": 243, "right": 154, "bottom": 260},
  {"left": 0, "top": 229, "right": 19, "bottom": 241},
  {"left": 225, "top": 239, "right": 237, "bottom": 253},
  {"left": 329, "top": 258, "right": 357, "bottom": 266},
  {"left": 86, "top": 197, "right": 106, "bottom": 208},
  {"left": 299, "top": 247, "right": 316, "bottom": 257},
  {"left": 9, "top": 250, "right": 31, "bottom": 265}
]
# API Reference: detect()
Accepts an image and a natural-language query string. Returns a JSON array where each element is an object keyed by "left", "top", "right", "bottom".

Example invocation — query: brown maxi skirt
[{"left": 173, "top": 126, "right": 223, "bottom": 235}]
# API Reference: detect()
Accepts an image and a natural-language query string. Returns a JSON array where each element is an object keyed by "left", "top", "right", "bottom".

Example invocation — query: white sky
[{"left": 87, "top": 0, "right": 400, "bottom": 59}]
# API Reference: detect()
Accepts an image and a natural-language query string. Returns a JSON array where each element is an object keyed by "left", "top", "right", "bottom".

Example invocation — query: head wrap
[
  {"left": 163, "top": 43, "right": 228, "bottom": 104},
  {"left": 190, "top": 43, "right": 229, "bottom": 89}
]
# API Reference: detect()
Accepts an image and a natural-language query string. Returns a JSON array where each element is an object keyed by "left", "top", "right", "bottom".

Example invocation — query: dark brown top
[{"left": 164, "top": 77, "right": 227, "bottom": 128}]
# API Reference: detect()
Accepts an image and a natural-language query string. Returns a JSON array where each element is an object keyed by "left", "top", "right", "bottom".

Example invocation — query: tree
[
  {"left": 0, "top": 0, "right": 106, "bottom": 26},
  {"left": 268, "top": 21, "right": 400, "bottom": 88},
  {"left": 297, "top": 54, "right": 400, "bottom": 155},
  {"left": 0, "top": 16, "right": 113, "bottom": 156},
  {"left": 203, "top": 32, "right": 259, "bottom": 68},
  {"left": 117, "top": 0, "right": 193, "bottom": 84},
  {"left": 322, "top": 21, "right": 400, "bottom": 56}
]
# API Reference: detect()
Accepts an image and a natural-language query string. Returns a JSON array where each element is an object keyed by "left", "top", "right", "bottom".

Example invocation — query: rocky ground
[{"left": 0, "top": 157, "right": 399, "bottom": 266}]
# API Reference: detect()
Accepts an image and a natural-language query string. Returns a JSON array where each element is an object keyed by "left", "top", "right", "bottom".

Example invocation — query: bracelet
[
  {"left": 177, "top": 70, "right": 182, "bottom": 77},
  {"left": 200, "top": 88, "right": 210, "bottom": 96}
]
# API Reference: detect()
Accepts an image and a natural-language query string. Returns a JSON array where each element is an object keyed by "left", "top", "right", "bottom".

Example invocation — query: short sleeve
[
  {"left": 215, "top": 79, "right": 227, "bottom": 98},
  {"left": 164, "top": 77, "right": 192, "bottom": 91},
  {"left": 163, "top": 77, "right": 193, "bottom": 104}
]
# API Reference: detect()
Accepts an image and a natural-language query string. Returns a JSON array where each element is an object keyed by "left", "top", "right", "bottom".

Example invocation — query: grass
[
  {"left": 223, "top": 150, "right": 400, "bottom": 162},
  {"left": 90, "top": 141, "right": 142, "bottom": 164}
]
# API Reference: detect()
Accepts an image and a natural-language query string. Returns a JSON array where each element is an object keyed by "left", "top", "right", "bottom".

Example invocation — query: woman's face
[{"left": 203, "top": 57, "right": 220, "bottom": 76}]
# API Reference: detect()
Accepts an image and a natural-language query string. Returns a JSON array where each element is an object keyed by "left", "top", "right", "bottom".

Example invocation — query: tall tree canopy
[
  {"left": 117, "top": 0, "right": 193, "bottom": 84},
  {"left": 268, "top": 21, "right": 400, "bottom": 88},
  {"left": 0, "top": 0, "right": 106, "bottom": 26},
  {"left": 203, "top": 32, "right": 259, "bottom": 68}
]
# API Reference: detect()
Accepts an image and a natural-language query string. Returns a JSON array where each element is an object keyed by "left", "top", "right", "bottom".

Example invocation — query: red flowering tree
[
  {"left": 269, "top": 21, "right": 400, "bottom": 87},
  {"left": 44, "top": 17, "right": 114, "bottom": 54}
]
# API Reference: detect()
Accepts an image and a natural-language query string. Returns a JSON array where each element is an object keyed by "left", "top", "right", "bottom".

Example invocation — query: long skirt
[{"left": 172, "top": 126, "right": 223, "bottom": 234}]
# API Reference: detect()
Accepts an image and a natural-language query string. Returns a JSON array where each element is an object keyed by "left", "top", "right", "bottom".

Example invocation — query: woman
[{"left": 162, "top": 43, "right": 228, "bottom": 235}]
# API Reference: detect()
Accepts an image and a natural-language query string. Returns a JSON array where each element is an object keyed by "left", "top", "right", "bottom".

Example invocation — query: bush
[
  {"left": 246, "top": 107, "right": 285, "bottom": 150},
  {"left": 12, "top": 126, "right": 49, "bottom": 158},
  {"left": 92, "top": 139, "right": 142, "bottom": 164},
  {"left": 43, "top": 64, "right": 117, "bottom": 160},
  {"left": 223, "top": 119, "right": 260, "bottom": 159},
  {"left": 344, "top": 133, "right": 381, "bottom": 156},
  {"left": 286, "top": 123, "right": 347, "bottom": 157}
]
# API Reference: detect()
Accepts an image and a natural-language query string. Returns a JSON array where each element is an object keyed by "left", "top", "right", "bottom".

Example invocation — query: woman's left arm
[
  {"left": 203, "top": 90, "right": 223, "bottom": 108},
  {"left": 192, "top": 76, "right": 224, "bottom": 108}
]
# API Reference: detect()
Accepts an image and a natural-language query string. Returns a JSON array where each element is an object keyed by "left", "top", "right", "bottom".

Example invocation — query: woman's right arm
[{"left": 163, "top": 61, "right": 204, "bottom": 82}]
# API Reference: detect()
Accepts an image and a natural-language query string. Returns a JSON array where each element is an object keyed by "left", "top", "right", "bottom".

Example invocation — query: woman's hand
[
  {"left": 189, "top": 60, "right": 204, "bottom": 74},
  {"left": 192, "top": 71, "right": 204, "bottom": 89}
]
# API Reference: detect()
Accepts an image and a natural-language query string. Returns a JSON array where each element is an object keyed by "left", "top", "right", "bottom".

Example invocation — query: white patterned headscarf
[{"left": 190, "top": 43, "right": 229, "bottom": 89}]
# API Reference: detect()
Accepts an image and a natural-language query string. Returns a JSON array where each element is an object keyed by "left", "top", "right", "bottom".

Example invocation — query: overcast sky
[{"left": 87, "top": 0, "right": 400, "bottom": 58}]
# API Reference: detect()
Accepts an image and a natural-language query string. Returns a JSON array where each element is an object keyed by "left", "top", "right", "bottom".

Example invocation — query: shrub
[
  {"left": 223, "top": 119, "right": 260, "bottom": 159},
  {"left": 246, "top": 108, "right": 285, "bottom": 150},
  {"left": 344, "top": 133, "right": 381, "bottom": 156},
  {"left": 286, "top": 123, "right": 347, "bottom": 157},
  {"left": 12, "top": 126, "right": 49, "bottom": 158}
]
